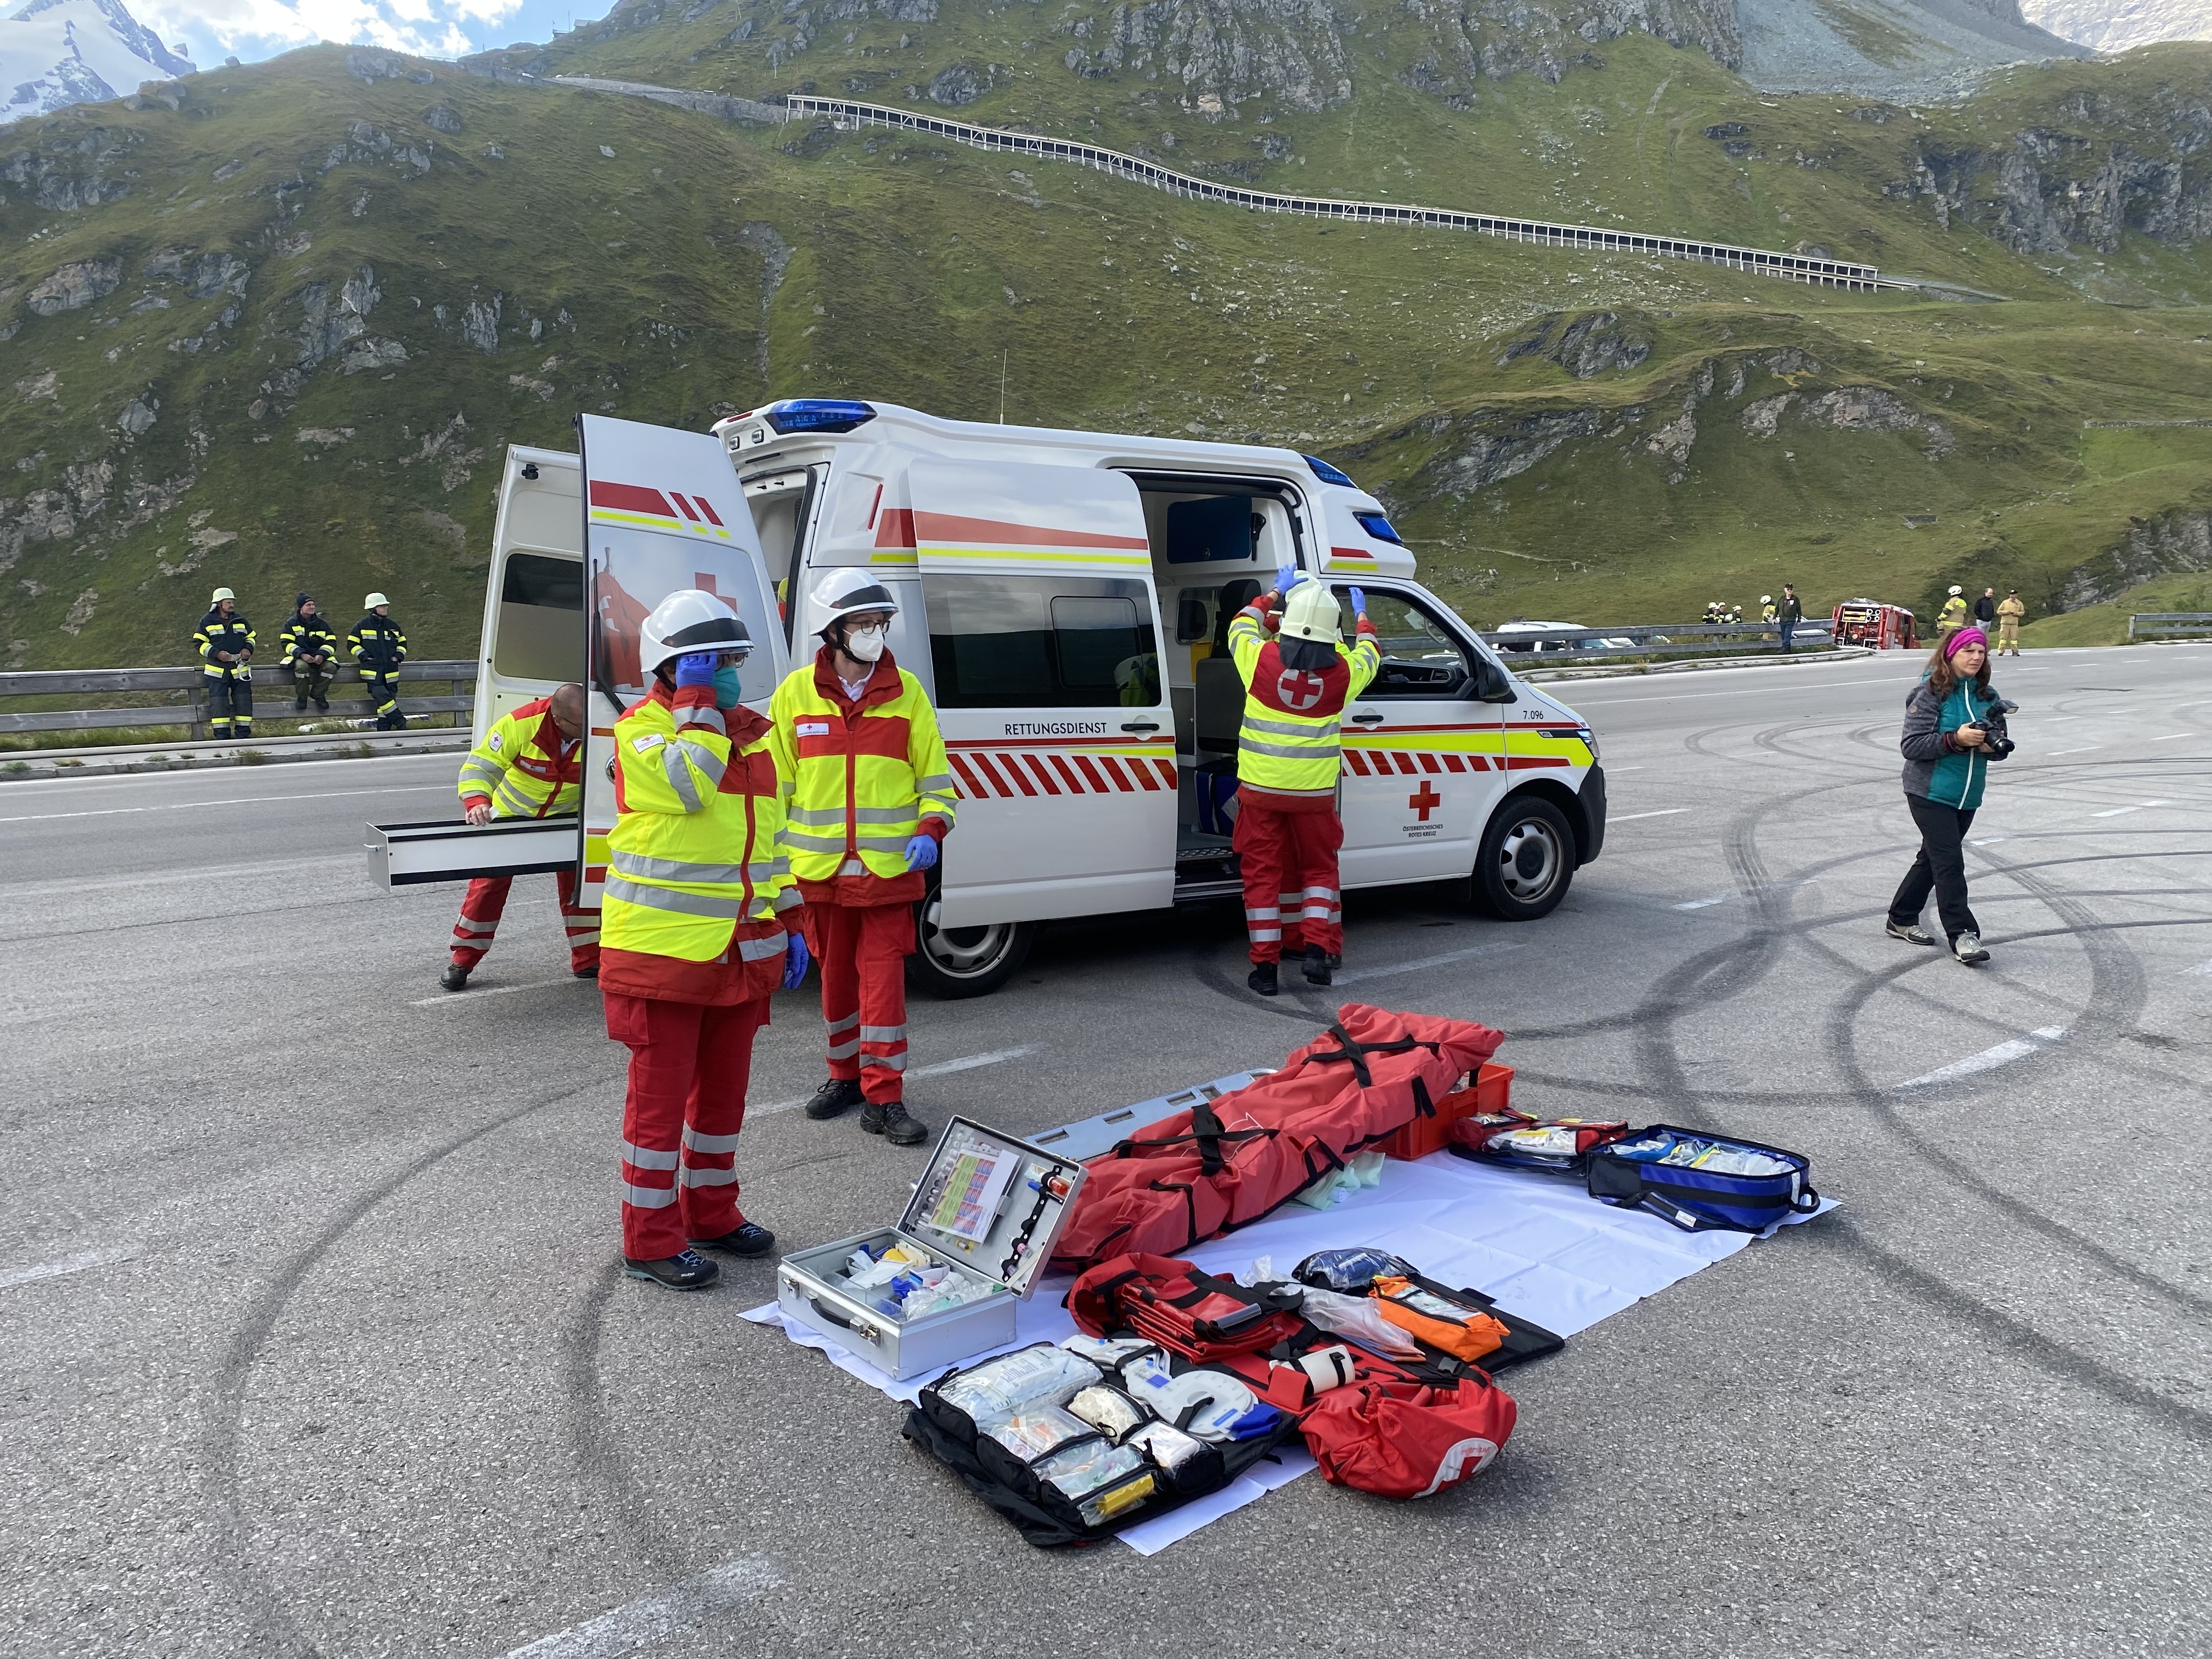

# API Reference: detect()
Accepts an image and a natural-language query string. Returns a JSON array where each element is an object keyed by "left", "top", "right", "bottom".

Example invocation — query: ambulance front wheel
[
  {"left": 908, "top": 892, "right": 1034, "bottom": 999},
  {"left": 1472, "top": 796, "right": 1575, "bottom": 921}
]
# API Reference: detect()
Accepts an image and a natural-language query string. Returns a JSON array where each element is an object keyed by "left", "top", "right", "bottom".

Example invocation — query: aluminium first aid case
[{"left": 775, "top": 1118, "right": 1088, "bottom": 1380}]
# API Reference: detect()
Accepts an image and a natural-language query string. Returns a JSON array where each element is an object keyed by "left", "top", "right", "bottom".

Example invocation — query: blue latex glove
[
  {"left": 1274, "top": 562, "right": 1301, "bottom": 594},
  {"left": 674, "top": 651, "right": 717, "bottom": 688},
  {"left": 780, "top": 930, "right": 809, "bottom": 991},
  {"left": 903, "top": 833, "right": 939, "bottom": 873},
  {"left": 1347, "top": 585, "right": 1367, "bottom": 617}
]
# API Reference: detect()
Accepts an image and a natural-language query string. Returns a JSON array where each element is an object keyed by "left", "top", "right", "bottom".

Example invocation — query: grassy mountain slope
[{"left": 1, "top": 21, "right": 2209, "bottom": 683}]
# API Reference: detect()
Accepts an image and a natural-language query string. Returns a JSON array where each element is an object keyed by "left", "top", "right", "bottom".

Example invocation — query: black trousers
[
  {"left": 363, "top": 672, "right": 400, "bottom": 720},
  {"left": 292, "top": 661, "right": 335, "bottom": 704},
  {"left": 1890, "top": 795, "right": 1979, "bottom": 941},
  {"left": 207, "top": 675, "right": 253, "bottom": 735}
]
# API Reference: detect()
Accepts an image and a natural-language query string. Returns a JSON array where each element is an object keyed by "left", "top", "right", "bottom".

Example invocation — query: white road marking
[
  {"left": 2091, "top": 799, "right": 2175, "bottom": 819},
  {"left": 1605, "top": 765, "right": 1647, "bottom": 772},
  {"left": 1333, "top": 939, "right": 1529, "bottom": 986},
  {"left": 1673, "top": 894, "right": 1731, "bottom": 910},
  {"left": 1610, "top": 808, "right": 1689, "bottom": 822},
  {"left": 410, "top": 977, "right": 580, "bottom": 1008},
  {"left": 2185, "top": 958, "right": 2212, "bottom": 977},
  {"left": 1895, "top": 1026, "right": 2067, "bottom": 1091},
  {"left": 0, "top": 785, "right": 447, "bottom": 823},
  {"left": 0, "top": 1244, "right": 140, "bottom": 1291},
  {"left": 2046, "top": 747, "right": 2098, "bottom": 755},
  {"left": 2151, "top": 732, "right": 2192, "bottom": 741},
  {"left": 501, "top": 1556, "right": 782, "bottom": 1659},
  {"left": 1968, "top": 836, "right": 2010, "bottom": 846},
  {"left": 751, "top": 1045, "right": 1040, "bottom": 1116}
]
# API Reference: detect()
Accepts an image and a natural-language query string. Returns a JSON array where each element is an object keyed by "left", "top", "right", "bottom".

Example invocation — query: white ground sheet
[{"left": 743, "top": 1149, "right": 1832, "bottom": 1554}]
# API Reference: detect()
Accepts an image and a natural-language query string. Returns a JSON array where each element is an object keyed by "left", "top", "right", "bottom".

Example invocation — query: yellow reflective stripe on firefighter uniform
[
  {"left": 602, "top": 693, "right": 792, "bottom": 962},
  {"left": 456, "top": 706, "right": 581, "bottom": 819},
  {"left": 1226, "top": 610, "right": 1380, "bottom": 794},
  {"left": 768, "top": 666, "right": 956, "bottom": 884},
  {"left": 194, "top": 616, "right": 256, "bottom": 679}
]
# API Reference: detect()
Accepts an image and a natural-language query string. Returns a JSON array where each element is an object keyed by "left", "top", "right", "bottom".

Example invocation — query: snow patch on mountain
[
  {"left": 3, "top": 0, "right": 193, "bottom": 125},
  {"left": 2023, "top": 2, "right": 2212, "bottom": 54}
]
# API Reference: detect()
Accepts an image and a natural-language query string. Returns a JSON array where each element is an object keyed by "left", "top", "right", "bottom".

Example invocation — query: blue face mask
[{"left": 712, "top": 662, "right": 745, "bottom": 709}]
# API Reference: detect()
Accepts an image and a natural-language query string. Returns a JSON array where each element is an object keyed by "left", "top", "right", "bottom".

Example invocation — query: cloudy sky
[{"left": 134, "top": 0, "right": 597, "bottom": 66}]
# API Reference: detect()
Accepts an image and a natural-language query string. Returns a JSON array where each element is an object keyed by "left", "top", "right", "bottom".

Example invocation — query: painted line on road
[
  {"left": 1673, "top": 877, "right": 1814, "bottom": 912},
  {"left": 1894, "top": 1026, "right": 2067, "bottom": 1091},
  {"left": 1968, "top": 836, "right": 2010, "bottom": 846},
  {"left": 0, "top": 1244, "right": 140, "bottom": 1291},
  {"left": 0, "top": 784, "right": 448, "bottom": 823},
  {"left": 1609, "top": 808, "right": 1689, "bottom": 822},
  {"left": 2091, "top": 799, "right": 2175, "bottom": 819},
  {"left": 2047, "top": 747, "right": 2099, "bottom": 755},
  {"left": 1333, "top": 939, "right": 1530, "bottom": 986},
  {"left": 1605, "top": 766, "right": 1647, "bottom": 772},
  {"left": 410, "top": 977, "right": 580, "bottom": 1008},
  {"left": 2184, "top": 958, "right": 2212, "bottom": 978},
  {"left": 752, "top": 1045, "right": 1040, "bottom": 1116},
  {"left": 501, "top": 1555, "right": 782, "bottom": 1659},
  {"left": 2151, "top": 732, "right": 2192, "bottom": 741}
]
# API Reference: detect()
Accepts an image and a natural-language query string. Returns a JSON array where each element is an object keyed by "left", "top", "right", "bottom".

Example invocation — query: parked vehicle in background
[
  {"left": 1832, "top": 600, "right": 1918, "bottom": 651},
  {"left": 1492, "top": 620, "right": 1638, "bottom": 653}
]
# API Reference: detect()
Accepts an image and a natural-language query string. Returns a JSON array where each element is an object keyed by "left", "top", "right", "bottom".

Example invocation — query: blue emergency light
[
  {"left": 1353, "top": 511, "right": 1404, "bottom": 545},
  {"left": 1304, "top": 454, "right": 1357, "bottom": 488},
  {"left": 761, "top": 399, "right": 878, "bottom": 435}
]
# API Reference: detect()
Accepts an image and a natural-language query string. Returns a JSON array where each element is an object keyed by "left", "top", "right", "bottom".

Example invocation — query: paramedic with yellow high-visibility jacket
[
  {"left": 600, "top": 590, "right": 809, "bottom": 1294},
  {"left": 1229, "top": 567, "right": 1380, "bottom": 997},
  {"left": 771, "top": 569, "right": 957, "bottom": 1149}
]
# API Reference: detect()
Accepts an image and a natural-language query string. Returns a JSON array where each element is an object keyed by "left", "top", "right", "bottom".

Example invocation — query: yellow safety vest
[
  {"left": 1228, "top": 603, "right": 1381, "bottom": 797},
  {"left": 769, "top": 653, "right": 957, "bottom": 884},
  {"left": 602, "top": 684, "right": 797, "bottom": 964},
  {"left": 456, "top": 698, "right": 583, "bottom": 820}
]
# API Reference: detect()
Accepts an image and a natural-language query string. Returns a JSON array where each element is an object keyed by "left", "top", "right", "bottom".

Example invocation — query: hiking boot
[
  {"left": 440, "top": 962, "right": 471, "bottom": 992},
  {"left": 1886, "top": 920, "right": 1939, "bottom": 947},
  {"left": 314, "top": 696, "right": 330, "bottom": 713},
  {"left": 573, "top": 962, "right": 600, "bottom": 980},
  {"left": 623, "top": 1249, "right": 720, "bottom": 1291},
  {"left": 804, "top": 1077, "right": 865, "bottom": 1121},
  {"left": 862, "top": 1101, "right": 929, "bottom": 1146},
  {"left": 1302, "top": 945, "right": 1333, "bottom": 986},
  {"left": 692, "top": 1220, "right": 776, "bottom": 1257},
  {"left": 1248, "top": 961, "right": 1279, "bottom": 997},
  {"left": 1951, "top": 932, "right": 1990, "bottom": 966}
]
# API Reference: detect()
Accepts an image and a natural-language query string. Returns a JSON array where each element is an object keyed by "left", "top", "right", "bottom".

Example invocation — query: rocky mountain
[
  {"left": 2024, "top": 2, "right": 2212, "bottom": 57},
  {"left": 2, "top": 0, "right": 192, "bottom": 126},
  {"left": 1736, "top": 0, "right": 2088, "bottom": 100}
]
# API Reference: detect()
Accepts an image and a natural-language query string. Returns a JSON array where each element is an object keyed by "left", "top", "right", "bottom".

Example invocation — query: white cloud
[{"left": 137, "top": 0, "right": 543, "bottom": 67}]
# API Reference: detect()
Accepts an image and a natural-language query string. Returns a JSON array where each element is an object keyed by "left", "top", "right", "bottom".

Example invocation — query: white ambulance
[{"left": 369, "top": 400, "right": 1606, "bottom": 997}]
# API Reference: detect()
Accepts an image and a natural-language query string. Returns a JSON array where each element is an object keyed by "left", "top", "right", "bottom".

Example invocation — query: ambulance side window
[
  {"left": 925, "top": 575, "right": 1160, "bottom": 709},
  {"left": 1336, "top": 588, "right": 1476, "bottom": 699}
]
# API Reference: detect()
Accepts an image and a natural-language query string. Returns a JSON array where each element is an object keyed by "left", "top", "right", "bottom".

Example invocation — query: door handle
[
  {"left": 1350, "top": 713, "right": 1385, "bottom": 725},
  {"left": 1121, "top": 720, "right": 1160, "bottom": 732}
]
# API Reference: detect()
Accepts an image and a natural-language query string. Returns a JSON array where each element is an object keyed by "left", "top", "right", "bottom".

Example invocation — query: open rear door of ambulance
[
  {"left": 576, "top": 414, "right": 787, "bottom": 906},
  {"left": 910, "top": 460, "right": 1177, "bottom": 928}
]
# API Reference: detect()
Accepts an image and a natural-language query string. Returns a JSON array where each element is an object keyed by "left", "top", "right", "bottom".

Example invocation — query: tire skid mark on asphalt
[
  {"left": 201, "top": 1077, "right": 600, "bottom": 1655},
  {"left": 561, "top": 1263, "right": 690, "bottom": 1570}
]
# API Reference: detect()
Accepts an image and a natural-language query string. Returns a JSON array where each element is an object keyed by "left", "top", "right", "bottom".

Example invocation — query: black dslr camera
[{"left": 1979, "top": 697, "right": 2019, "bottom": 760}]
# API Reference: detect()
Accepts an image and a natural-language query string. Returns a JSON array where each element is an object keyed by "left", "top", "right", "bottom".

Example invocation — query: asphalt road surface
[{"left": 4, "top": 645, "right": 2208, "bottom": 1658}]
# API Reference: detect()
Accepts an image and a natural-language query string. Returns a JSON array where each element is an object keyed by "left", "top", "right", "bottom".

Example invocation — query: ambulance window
[
  {"left": 493, "top": 552, "right": 583, "bottom": 683},
  {"left": 1335, "top": 588, "right": 1476, "bottom": 699},
  {"left": 926, "top": 575, "right": 1160, "bottom": 708}
]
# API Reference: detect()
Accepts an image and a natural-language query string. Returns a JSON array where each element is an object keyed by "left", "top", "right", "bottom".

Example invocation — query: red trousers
[
  {"left": 605, "top": 992, "right": 768, "bottom": 1260},
  {"left": 451, "top": 868, "right": 599, "bottom": 972},
  {"left": 1233, "top": 797, "right": 1344, "bottom": 964},
  {"left": 802, "top": 901, "right": 913, "bottom": 1104}
]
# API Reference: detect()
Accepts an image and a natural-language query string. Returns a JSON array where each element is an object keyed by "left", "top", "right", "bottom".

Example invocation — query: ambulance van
[{"left": 368, "top": 400, "right": 1606, "bottom": 997}]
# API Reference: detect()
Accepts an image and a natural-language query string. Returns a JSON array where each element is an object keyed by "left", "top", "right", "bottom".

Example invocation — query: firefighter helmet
[
  {"left": 639, "top": 588, "right": 751, "bottom": 676},
  {"left": 1280, "top": 579, "right": 1342, "bottom": 645},
  {"left": 810, "top": 567, "right": 901, "bottom": 634}
]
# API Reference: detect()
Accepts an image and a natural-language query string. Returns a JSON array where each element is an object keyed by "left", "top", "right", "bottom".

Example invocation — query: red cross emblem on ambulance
[
  {"left": 1276, "top": 668, "right": 1326, "bottom": 711},
  {"left": 1409, "top": 780, "right": 1442, "bottom": 822}
]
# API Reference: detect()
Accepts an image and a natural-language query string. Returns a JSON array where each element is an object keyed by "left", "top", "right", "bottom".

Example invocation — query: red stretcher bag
[
  {"left": 1067, "top": 1253, "right": 1306, "bottom": 1363},
  {"left": 1301, "top": 1373, "right": 1518, "bottom": 1499},
  {"left": 1051, "top": 1005, "right": 1505, "bottom": 1272}
]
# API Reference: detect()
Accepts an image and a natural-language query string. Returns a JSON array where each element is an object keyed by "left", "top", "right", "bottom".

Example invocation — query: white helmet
[
  {"left": 210, "top": 586, "right": 235, "bottom": 604},
  {"left": 1280, "top": 580, "right": 1341, "bottom": 645},
  {"left": 639, "top": 588, "right": 751, "bottom": 677},
  {"left": 1948, "top": 585, "right": 1963, "bottom": 596},
  {"left": 1760, "top": 594, "right": 1773, "bottom": 605},
  {"left": 810, "top": 567, "right": 900, "bottom": 634},
  {"left": 364, "top": 591, "right": 390, "bottom": 608}
]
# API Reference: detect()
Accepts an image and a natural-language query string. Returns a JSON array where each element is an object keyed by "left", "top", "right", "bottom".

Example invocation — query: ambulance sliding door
[
  {"left": 910, "top": 460, "right": 1177, "bottom": 927},
  {"left": 577, "top": 414, "right": 788, "bottom": 905}
]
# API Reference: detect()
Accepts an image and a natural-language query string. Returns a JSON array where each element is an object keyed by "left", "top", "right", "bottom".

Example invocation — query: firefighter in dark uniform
[
  {"left": 194, "top": 586, "right": 256, "bottom": 740},
  {"left": 349, "top": 592, "right": 409, "bottom": 730},
  {"left": 281, "top": 593, "right": 341, "bottom": 713}
]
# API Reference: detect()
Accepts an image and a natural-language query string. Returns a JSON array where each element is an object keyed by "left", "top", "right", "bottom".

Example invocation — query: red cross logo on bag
[{"left": 1276, "top": 669, "right": 1325, "bottom": 710}]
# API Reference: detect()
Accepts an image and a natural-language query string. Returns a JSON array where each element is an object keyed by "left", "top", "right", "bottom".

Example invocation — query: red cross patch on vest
[{"left": 1253, "top": 641, "right": 1351, "bottom": 719}]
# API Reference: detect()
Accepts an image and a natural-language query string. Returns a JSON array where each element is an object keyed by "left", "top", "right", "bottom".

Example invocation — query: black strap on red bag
[
  {"left": 1291, "top": 1019, "right": 1442, "bottom": 1088},
  {"left": 1112, "top": 1095, "right": 1278, "bottom": 1177}
]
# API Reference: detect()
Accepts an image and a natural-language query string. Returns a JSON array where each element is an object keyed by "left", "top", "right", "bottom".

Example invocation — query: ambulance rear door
[
  {"left": 577, "top": 414, "right": 787, "bottom": 906},
  {"left": 909, "top": 459, "right": 1177, "bottom": 927}
]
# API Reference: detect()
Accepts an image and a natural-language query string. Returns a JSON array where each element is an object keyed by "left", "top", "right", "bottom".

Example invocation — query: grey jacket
[{"left": 1900, "top": 675, "right": 2000, "bottom": 804}]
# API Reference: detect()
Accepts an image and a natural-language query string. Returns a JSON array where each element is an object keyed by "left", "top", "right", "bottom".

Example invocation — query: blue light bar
[
  {"left": 1304, "top": 453, "right": 1356, "bottom": 488},
  {"left": 1353, "top": 511, "right": 1404, "bottom": 546},
  {"left": 761, "top": 399, "right": 878, "bottom": 435}
]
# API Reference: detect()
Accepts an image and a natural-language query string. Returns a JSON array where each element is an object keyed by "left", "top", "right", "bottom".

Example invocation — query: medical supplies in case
[
  {"left": 1584, "top": 1124, "right": 1820, "bottom": 1233},
  {"left": 1448, "top": 1108, "right": 1631, "bottom": 1175},
  {"left": 775, "top": 1118, "right": 1087, "bottom": 1379}
]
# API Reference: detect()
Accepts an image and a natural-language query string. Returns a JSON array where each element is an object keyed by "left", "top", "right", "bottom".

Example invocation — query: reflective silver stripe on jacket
[
  {"left": 860, "top": 1024, "right": 907, "bottom": 1045},
  {"left": 1239, "top": 735, "right": 1341, "bottom": 762},
  {"left": 603, "top": 877, "right": 747, "bottom": 919},
  {"left": 737, "top": 930, "right": 789, "bottom": 962},
  {"left": 662, "top": 746, "right": 703, "bottom": 812},
  {"left": 676, "top": 704, "right": 726, "bottom": 736},
  {"left": 1242, "top": 713, "right": 1340, "bottom": 740},
  {"left": 623, "top": 1182, "right": 677, "bottom": 1209},
  {"left": 781, "top": 828, "right": 855, "bottom": 853},
  {"left": 621, "top": 1139, "right": 679, "bottom": 1171},
  {"left": 783, "top": 803, "right": 918, "bottom": 828},
  {"left": 862, "top": 1051, "right": 908, "bottom": 1073},
  {"left": 682, "top": 1126, "right": 742, "bottom": 1155},
  {"left": 610, "top": 849, "right": 778, "bottom": 886},
  {"left": 915, "top": 772, "right": 957, "bottom": 798},
  {"left": 459, "top": 758, "right": 506, "bottom": 791},
  {"left": 678, "top": 1165, "right": 740, "bottom": 1188}
]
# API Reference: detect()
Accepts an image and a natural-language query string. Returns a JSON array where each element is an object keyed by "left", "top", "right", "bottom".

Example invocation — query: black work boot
[
  {"left": 862, "top": 1101, "right": 929, "bottom": 1146},
  {"left": 623, "top": 1249, "right": 720, "bottom": 1291},
  {"left": 440, "top": 962, "right": 470, "bottom": 992},
  {"left": 1302, "top": 945, "right": 1333, "bottom": 986},
  {"left": 804, "top": 1077, "right": 865, "bottom": 1120},
  {"left": 692, "top": 1220, "right": 776, "bottom": 1257},
  {"left": 1248, "top": 961, "right": 1279, "bottom": 997}
]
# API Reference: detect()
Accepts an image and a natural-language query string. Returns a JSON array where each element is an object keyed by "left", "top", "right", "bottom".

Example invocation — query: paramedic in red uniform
[
  {"left": 441, "top": 682, "right": 597, "bottom": 991},
  {"left": 771, "top": 569, "right": 958, "bottom": 1148},
  {"left": 1228, "top": 567, "right": 1380, "bottom": 996}
]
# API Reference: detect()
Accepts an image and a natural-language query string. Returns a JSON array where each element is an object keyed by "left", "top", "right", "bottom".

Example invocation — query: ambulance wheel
[
  {"left": 908, "top": 893, "right": 1032, "bottom": 999},
  {"left": 1473, "top": 796, "right": 1574, "bottom": 921}
]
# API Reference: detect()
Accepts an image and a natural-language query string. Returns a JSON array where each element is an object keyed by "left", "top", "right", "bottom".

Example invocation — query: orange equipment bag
[{"left": 1369, "top": 1276, "right": 1513, "bottom": 1365}]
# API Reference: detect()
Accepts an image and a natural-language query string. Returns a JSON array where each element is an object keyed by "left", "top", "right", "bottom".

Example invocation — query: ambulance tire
[
  {"left": 1472, "top": 795, "right": 1575, "bottom": 922},
  {"left": 907, "top": 886, "right": 1034, "bottom": 1000}
]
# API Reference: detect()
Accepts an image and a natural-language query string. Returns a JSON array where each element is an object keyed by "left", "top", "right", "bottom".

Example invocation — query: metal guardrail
[
  {"left": 2127, "top": 613, "right": 2212, "bottom": 640},
  {"left": 1479, "top": 621, "right": 1838, "bottom": 659},
  {"left": 0, "top": 660, "right": 477, "bottom": 740}
]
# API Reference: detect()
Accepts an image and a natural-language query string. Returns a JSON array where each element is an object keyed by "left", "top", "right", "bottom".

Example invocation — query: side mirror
[{"left": 1472, "top": 656, "right": 1516, "bottom": 703}]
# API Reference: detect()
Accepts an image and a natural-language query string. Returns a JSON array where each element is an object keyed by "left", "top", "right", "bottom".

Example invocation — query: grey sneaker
[
  {"left": 1951, "top": 932, "right": 1990, "bottom": 965},
  {"left": 1886, "top": 920, "right": 1938, "bottom": 947}
]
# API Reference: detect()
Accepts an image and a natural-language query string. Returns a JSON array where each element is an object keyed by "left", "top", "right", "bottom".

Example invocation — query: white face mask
[{"left": 843, "top": 624, "right": 887, "bottom": 663}]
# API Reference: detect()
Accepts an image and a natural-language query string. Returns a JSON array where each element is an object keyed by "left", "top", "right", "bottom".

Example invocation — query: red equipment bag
[
  {"left": 1051, "top": 1005, "right": 1505, "bottom": 1271},
  {"left": 1301, "top": 1372, "right": 1519, "bottom": 1499},
  {"left": 1068, "top": 1253, "right": 1306, "bottom": 1363},
  {"left": 1449, "top": 1109, "right": 1632, "bottom": 1175}
]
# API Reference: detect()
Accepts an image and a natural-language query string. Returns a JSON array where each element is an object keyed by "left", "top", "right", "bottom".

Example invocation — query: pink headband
[{"left": 1944, "top": 627, "right": 1987, "bottom": 658}]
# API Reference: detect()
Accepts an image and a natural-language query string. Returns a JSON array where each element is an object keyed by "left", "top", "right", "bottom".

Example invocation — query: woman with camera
[{"left": 1888, "top": 626, "right": 2008, "bottom": 966}]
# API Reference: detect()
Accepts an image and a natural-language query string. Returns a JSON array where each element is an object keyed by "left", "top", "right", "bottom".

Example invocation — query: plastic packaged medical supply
[
  {"left": 1293, "top": 1248, "right": 1419, "bottom": 1294},
  {"left": 936, "top": 1345, "right": 1102, "bottom": 1419},
  {"left": 1034, "top": 1438, "right": 1153, "bottom": 1525},
  {"left": 1349, "top": 1149, "right": 1386, "bottom": 1188},
  {"left": 1068, "top": 1385, "right": 1149, "bottom": 1441},
  {"left": 1060, "top": 1334, "right": 1155, "bottom": 1369},
  {"left": 983, "top": 1406, "right": 1094, "bottom": 1460},
  {"left": 1138, "top": 1371, "right": 1280, "bottom": 1443},
  {"left": 1296, "top": 1284, "right": 1427, "bottom": 1359},
  {"left": 1127, "top": 1420, "right": 1209, "bottom": 1474}
]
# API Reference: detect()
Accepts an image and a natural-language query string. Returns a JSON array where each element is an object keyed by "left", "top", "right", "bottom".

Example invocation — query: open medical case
[{"left": 776, "top": 1118, "right": 1089, "bottom": 1379}]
